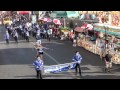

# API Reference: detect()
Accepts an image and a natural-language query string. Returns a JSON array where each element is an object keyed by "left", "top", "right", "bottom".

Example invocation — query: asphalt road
[{"left": 0, "top": 25, "right": 120, "bottom": 79}]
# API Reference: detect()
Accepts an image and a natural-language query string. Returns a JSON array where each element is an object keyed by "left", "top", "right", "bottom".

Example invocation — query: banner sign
[{"left": 43, "top": 62, "right": 76, "bottom": 74}]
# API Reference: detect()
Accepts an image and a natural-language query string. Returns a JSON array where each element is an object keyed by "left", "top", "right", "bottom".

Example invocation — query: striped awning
[{"left": 94, "top": 27, "right": 120, "bottom": 37}]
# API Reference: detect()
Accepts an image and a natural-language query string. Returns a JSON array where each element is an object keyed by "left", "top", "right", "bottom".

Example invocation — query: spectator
[
  {"left": 4, "top": 31, "right": 10, "bottom": 44},
  {"left": 14, "top": 30, "right": 18, "bottom": 43},
  {"left": 47, "top": 28, "right": 52, "bottom": 41},
  {"left": 25, "top": 30, "right": 30, "bottom": 42},
  {"left": 104, "top": 50, "right": 112, "bottom": 72}
]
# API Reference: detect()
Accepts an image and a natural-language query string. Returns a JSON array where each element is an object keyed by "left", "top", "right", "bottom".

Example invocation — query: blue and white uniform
[
  {"left": 4, "top": 32, "right": 9, "bottom": 40},
  {"left": 72, "top": 54, "right": 82, "bottom": 64},
  {"left": 33, "top": 59, "right": 43, "bottom": 71},
  {"left": 26, "top": 31, "right": 29, "bottom": 37},
  {"left": 14, "top": 31, "right": 18, "bottom": 38}
]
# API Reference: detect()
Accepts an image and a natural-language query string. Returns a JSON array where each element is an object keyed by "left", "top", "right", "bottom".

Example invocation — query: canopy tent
[
  {"left": 50, "top": 11, "right": 80, "bottom": 18},
  {"left": 94, "top": 27, "right": 120, "bottom": 37}
]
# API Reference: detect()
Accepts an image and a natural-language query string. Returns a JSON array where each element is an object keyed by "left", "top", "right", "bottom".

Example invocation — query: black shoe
[{"left": 104, "top": 68, "right": 107, "bottom": 72}]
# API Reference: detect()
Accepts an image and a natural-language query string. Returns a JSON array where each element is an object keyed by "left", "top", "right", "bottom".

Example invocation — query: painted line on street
[{"left": 44, "top": 51, "right": 60, "bottom": 64}]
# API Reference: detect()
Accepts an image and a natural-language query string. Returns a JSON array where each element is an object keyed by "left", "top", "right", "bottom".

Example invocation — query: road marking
[{"left": 44, "top": 51, "right": 60, "bottom": 64}]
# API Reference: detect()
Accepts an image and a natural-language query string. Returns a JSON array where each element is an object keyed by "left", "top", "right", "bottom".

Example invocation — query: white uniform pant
[{"left": 37, "top": 40, "right": 41, "bottom": 44}]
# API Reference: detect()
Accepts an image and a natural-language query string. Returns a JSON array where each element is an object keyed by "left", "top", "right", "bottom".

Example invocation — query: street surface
[{"left": 0, "top": 25, "right": 120, "bottom": 79}]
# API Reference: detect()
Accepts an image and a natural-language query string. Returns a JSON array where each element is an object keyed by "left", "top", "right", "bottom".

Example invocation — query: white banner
[{"left": 43, "top": 62, "right": 76, "bottom": 74}]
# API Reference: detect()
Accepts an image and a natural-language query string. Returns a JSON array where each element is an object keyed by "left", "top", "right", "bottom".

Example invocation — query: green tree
[{"left": 69, "top": 20, "right": 74, "bottom": 29}]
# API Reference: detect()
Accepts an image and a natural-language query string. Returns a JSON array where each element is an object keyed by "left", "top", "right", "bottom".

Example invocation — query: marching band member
[
  {"left": 34, "top": 42, "right": 48, "bottom": 60},
  {"left": 33, "top": 56, "right": 43, "bottom": 79},
  {"left": 72, "top": 51, "right": 83, "bottom": 77}
]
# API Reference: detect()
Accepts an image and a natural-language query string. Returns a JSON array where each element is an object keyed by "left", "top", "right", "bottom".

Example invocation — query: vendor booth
[{"left": 92, "top": 23, "right": 120, "bottom": 64}]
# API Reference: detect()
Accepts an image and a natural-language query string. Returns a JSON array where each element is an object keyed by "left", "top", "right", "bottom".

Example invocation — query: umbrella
[
  {"left": 53, "top": 19, "right": 62, "bottom": 25},
  {"left": 81, "top": 23, "right": 87, "bottom": 29},
  {"left": 74, "top": 27, "right": 84, "bottom": 32},
  {"left": 38, "top": 17, "right": 44, "bottom": 20},
  {"left": 50, "top": 11, "right": 79, "bottom": 18},
  {"left": 38, "top": 18, "right": 52, "bottom": 22},
  {"left": 86, "top": 24, "right": 93, "bottom": 30},
  {"left": 66, "top": 11, "right": 79, "bottom": 18},
  {"left": 44, "top": 18, "right": 52, "bottom": 22},
  {"left": 17, "top": 11, "right": 30, "bottom": 14},
  {"left": 43, "top": 18, "right": 48, "bottom": 22}
]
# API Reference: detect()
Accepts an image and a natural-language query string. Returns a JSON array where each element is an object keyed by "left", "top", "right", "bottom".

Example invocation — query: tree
[{"left": 69, "top": 20, "right": 74, "bottom": 29}]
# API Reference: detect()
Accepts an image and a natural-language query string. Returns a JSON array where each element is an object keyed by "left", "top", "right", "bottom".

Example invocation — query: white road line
[{"left": 44, "top": 51, "right": 60, "bottom": 64}]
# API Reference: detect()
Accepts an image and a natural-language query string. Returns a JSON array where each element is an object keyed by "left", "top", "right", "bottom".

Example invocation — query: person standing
[
  {"left": 4, "top": 31, "right": 10, "bottom": 44},
  {"left": 43, "top": 22, "right": 47, "bottom": 30},
  {"left": 36, "top": 33, "right": 41, "bottom": 45},
  {"left": 40, "top": 28, "right": 44, "bottom": 39},
  {"left": 47, "top": 28, "right": 52, "bottom": 41},
  {"left": 100, "top": 40, "right": 105, "bottom": 60},
  {"left": 14, "top": 30, "right": 18, "bottom": 43},
  {"left": 33, "top": 56, "right": 43, "bottom": 79},
  {"left": 72, "top": 33, "right": 77, "bottom": 47},
  {"left": 104, "top": 50, "right": 112, "bottom": 72},
  {"left": 72, "top": 51, "right": 82, "bottom": 76},
  {"left": 35, "top": 43, "right": 48, "bottom": 60},
  {"left": 25, "top": 30, "right": 30, "bottom": 42}
]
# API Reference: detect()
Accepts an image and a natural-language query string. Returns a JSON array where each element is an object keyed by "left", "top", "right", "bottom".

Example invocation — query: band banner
[{"left": 43, "top": 62, "right": 76, "bottom": 74}]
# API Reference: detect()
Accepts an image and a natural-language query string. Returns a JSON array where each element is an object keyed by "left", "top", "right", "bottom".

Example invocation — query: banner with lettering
[{"left": 43, "top": 62, "right": 76, "bottom": 74}]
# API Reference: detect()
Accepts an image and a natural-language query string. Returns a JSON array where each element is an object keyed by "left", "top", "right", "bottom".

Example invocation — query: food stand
[
  {"left": 76, "top": 23, "right": 120, "bottom": 64},
  {"left": 94, "top": 23, "right": 120, "bottom": 64}
]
